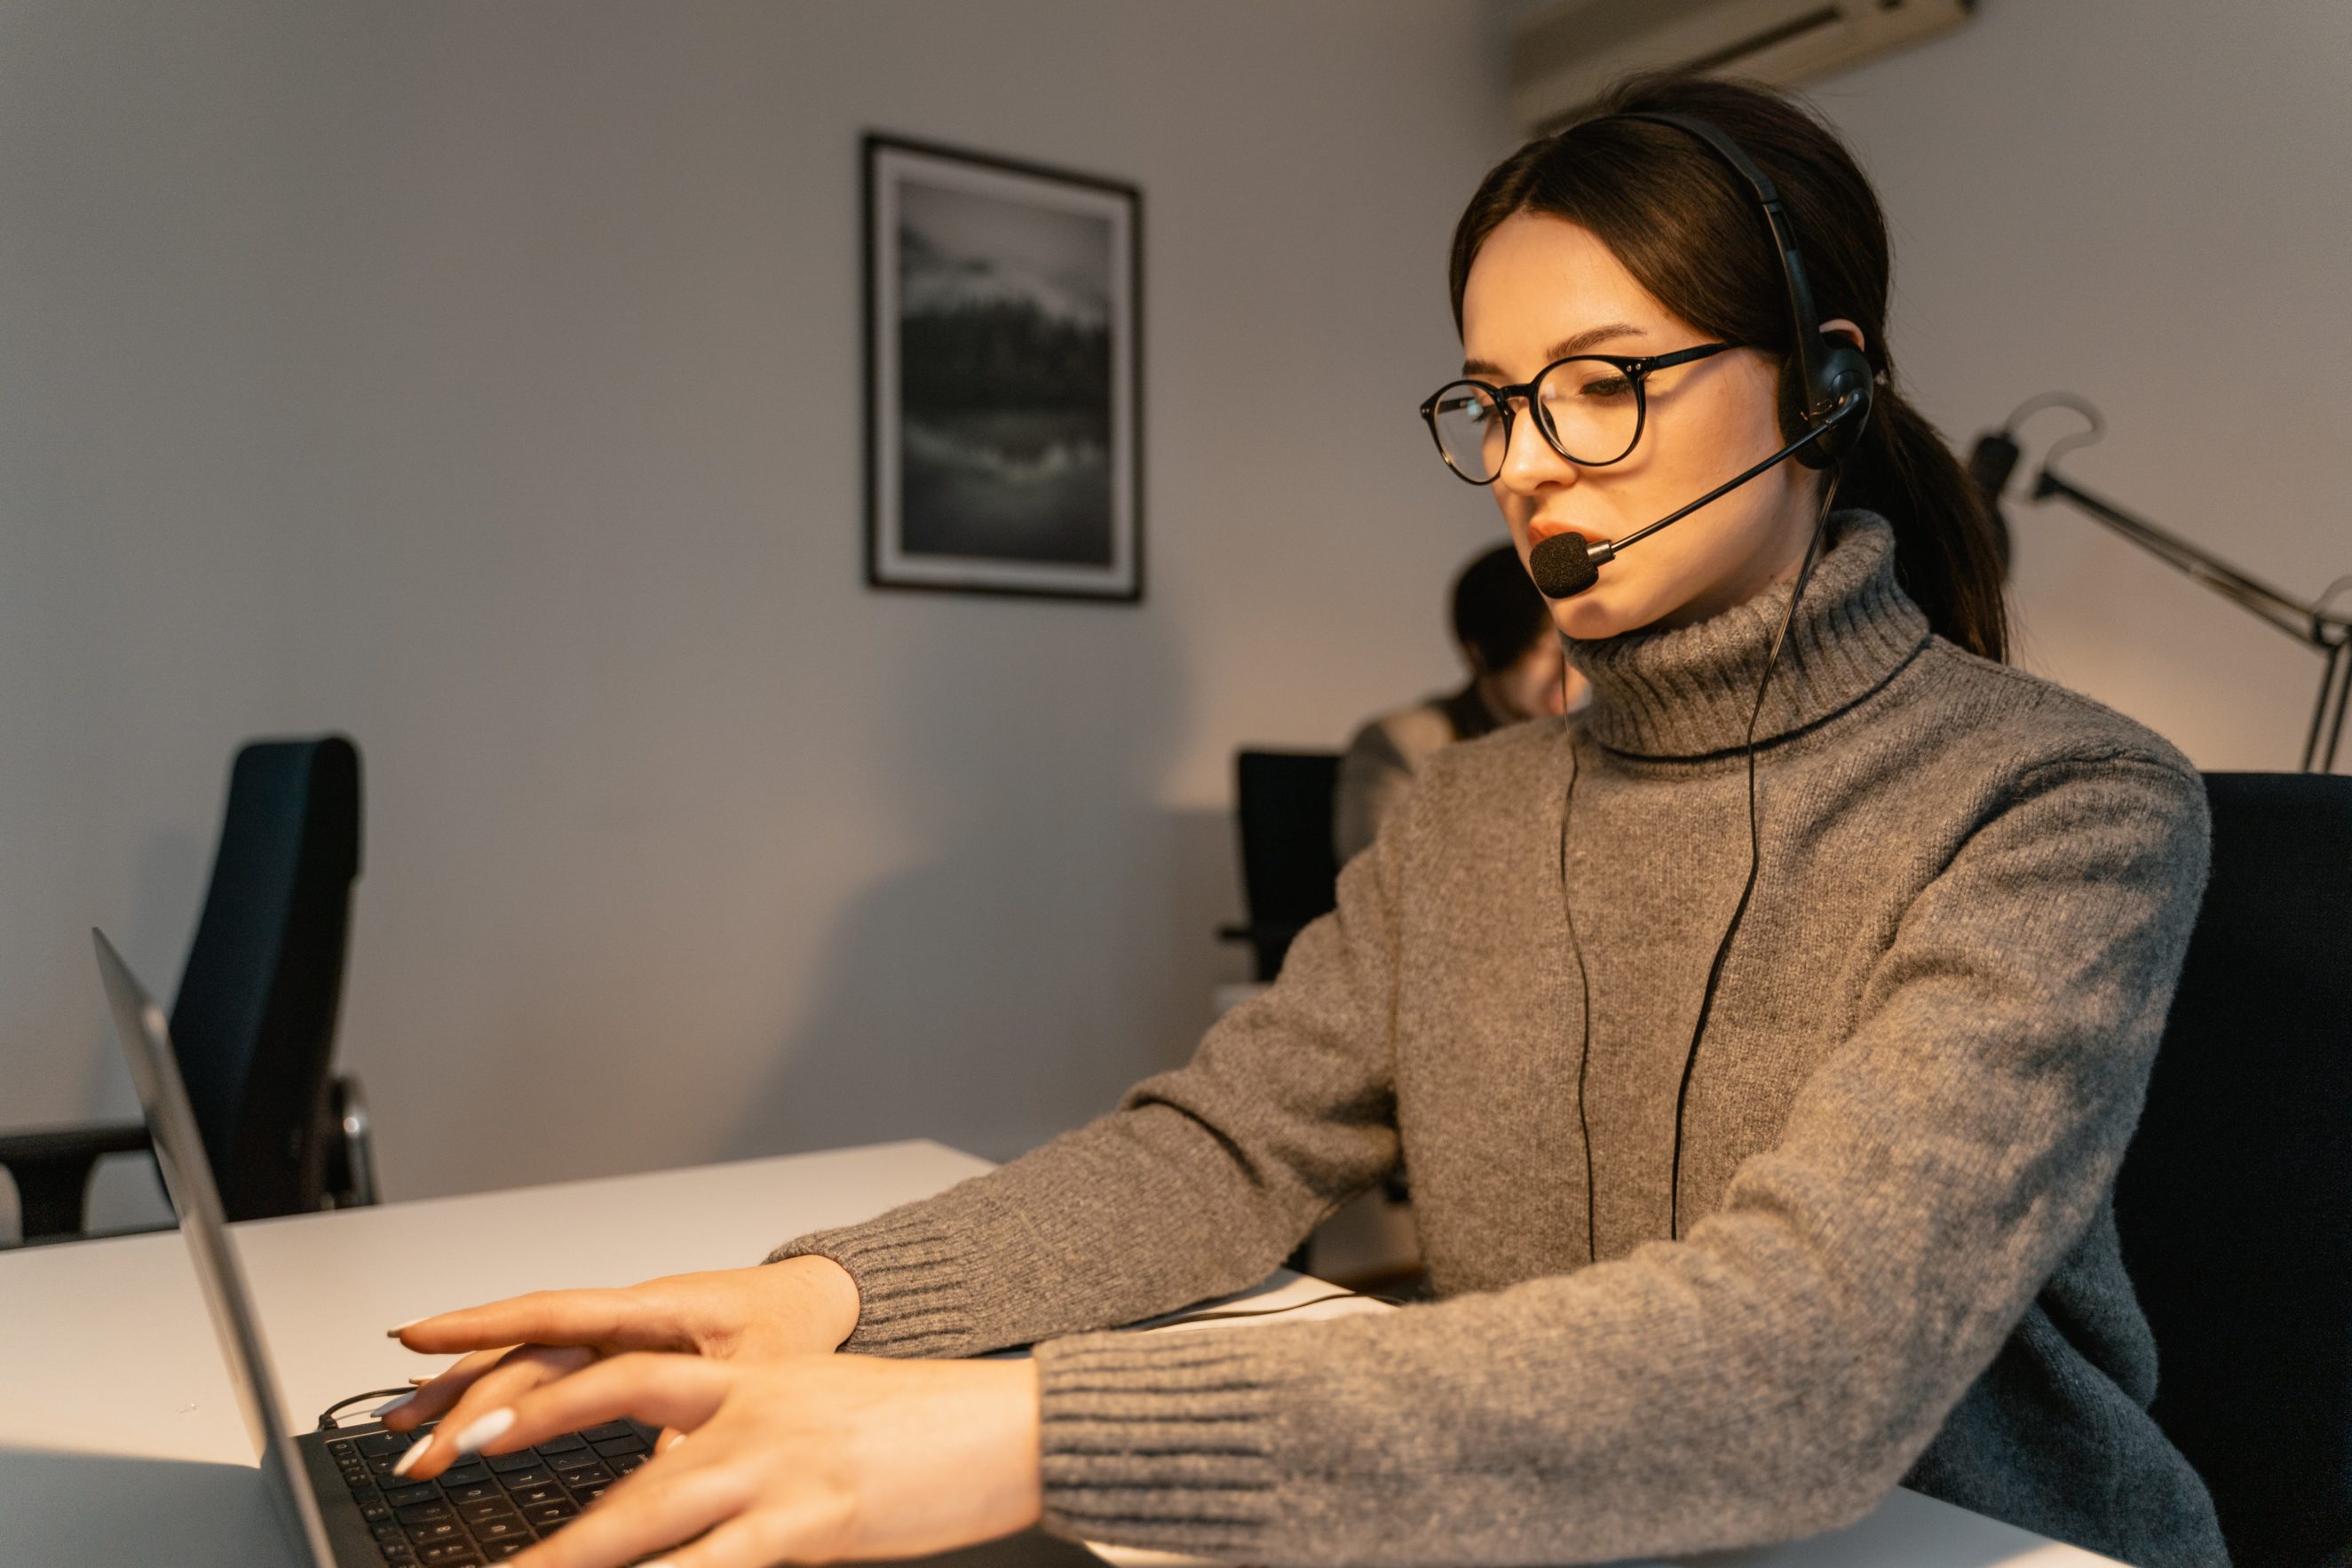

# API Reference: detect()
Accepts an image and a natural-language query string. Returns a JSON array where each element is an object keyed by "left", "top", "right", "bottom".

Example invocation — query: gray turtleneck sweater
[{"left": 776, "top": 515, "right": 2228, "bottom": 1568}]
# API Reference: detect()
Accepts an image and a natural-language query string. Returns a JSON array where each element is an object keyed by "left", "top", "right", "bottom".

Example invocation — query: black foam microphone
[
  {"left": 1531, "top": 533, "right": 1609, "bottom": 598},
  {"left": 1528, "top": 400, "right": 1857, "bottom": 600}
]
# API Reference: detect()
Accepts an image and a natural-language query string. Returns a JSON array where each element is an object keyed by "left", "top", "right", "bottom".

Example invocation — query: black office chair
[
  {"left": 1212, "top": 748, "right": 1363, "bottom": 1276},
  {"left": 1216, "top": 749, "right": 1343, "bottom": 983},
  {"left": 2112, "top": 772, "right": 2352, "bottom": 1568},
  {"left": 0, "top": 735, "right": 376, "bottom": 1243}
]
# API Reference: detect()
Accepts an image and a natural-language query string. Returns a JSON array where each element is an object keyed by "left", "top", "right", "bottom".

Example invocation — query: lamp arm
[{"left": 2032, "top": 468, "right": 2343, "bottom": 647}]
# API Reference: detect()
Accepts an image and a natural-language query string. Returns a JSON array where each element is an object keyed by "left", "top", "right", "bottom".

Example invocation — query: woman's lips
[{"left": 1530, "top": 523, "right": 1612, "bottom": 551}]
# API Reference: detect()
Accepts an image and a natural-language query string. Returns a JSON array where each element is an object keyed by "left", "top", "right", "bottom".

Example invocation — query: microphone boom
[{"left": 1528, "top": 400, "right": 1856, "bottom": 602}]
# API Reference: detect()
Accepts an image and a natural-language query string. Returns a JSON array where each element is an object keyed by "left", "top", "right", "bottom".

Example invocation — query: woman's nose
[{"left": 1496, "top": 402, "right": 1578, "bottom": 495}]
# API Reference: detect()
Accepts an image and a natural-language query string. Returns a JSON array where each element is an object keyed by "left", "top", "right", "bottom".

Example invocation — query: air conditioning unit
[{"left": 1508, "top": 0, "right": 1974, "bottom": 136}]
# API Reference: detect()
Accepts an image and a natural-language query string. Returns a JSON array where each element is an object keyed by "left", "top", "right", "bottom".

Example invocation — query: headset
[
  {"left": 1525, "top": 110, "right": 1875, "bottom": 599},
  {"left": 1548, "top": 109, "right": 1873, "bottom": 1257}
]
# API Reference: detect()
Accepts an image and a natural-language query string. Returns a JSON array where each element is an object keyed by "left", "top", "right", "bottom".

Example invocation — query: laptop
[{"left": 92, "top": 929, "right": 1108, "bottom": 1568}]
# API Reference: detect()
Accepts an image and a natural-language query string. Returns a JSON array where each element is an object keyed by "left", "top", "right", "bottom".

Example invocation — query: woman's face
[{"left": 1458, "top": 211, "right": 1839, "bottom": 641}]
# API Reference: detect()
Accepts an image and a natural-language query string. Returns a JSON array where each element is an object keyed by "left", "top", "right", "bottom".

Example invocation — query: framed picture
[{"left": 864, "top": 133, "right": 1143, "bottom": 602}]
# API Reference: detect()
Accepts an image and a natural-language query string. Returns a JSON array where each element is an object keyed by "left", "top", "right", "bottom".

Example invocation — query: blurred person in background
[{"left": 1334, "top": 542, "right": 1586, "bottom": 860}]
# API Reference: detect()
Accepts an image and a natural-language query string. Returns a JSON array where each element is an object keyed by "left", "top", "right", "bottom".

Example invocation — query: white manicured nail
[
  {"left": 450, "top": 1408, "right": 514, "bottom": 1457},
  {"left": 390, "top": 1440, "right": 428, "bottom": 1478},
  {"left": 370, "top": 1394, "right": 415, "bottom": 1419},
  {"left": 386, "top": 1318, "right": 425, "bottom": 1338}
]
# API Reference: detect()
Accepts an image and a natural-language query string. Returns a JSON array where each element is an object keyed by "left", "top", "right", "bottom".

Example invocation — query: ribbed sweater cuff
[
  {"left": 1033, "top": 1331, "right": 1280, "bottom": 1561},
  {"left": 765, "top": 1212, "right": 978, "bottom": 1358}
]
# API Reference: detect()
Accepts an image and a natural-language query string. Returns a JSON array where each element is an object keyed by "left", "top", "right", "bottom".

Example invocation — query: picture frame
[{"left": 864, "top": 133, "right": 1144, "bottom": 602}]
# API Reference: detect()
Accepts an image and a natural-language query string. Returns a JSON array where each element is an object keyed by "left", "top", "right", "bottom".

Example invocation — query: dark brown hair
[{"left": 1449, "top": 74, "right": 2008, "bottom": 661}]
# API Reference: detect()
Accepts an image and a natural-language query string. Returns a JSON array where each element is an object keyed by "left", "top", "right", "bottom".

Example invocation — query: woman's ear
[{"left": 1818, "top": 317, "right": 1866, "bottom": 353}]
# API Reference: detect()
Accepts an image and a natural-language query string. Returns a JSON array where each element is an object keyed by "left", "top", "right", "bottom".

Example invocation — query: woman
[
  {"left": 383, "top": 76, "right": 2227, "bottom": 1568},
  {"left": 1333, "top": 541, "right": 1577, "bottom": 864}
]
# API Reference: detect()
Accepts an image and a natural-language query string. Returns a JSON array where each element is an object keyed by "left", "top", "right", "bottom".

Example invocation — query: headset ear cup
[{"left": 1794, "top": 334, "right": 1874, "bottom": 469}]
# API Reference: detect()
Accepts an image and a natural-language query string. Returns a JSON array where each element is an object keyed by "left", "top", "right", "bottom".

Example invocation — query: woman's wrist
[
  {"left": 993, "top": 1358, "right": 1045, "bottom": 1532},
  {"left": 769, "top": 1254, "right": 862, "bottom": 1349},
  {"left": 938, "top": 1357, "right": 1044, "bottom": 1538}
]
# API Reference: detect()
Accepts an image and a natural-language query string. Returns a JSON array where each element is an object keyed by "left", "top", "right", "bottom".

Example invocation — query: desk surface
[{"left": 0, "top": 1139, "right": 2118, "bottom": 1568}]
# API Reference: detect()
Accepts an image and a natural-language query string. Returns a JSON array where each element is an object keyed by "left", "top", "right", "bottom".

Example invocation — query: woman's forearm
[{"left": 770, "top": 835, "right": 1414, "bottom": 1359}]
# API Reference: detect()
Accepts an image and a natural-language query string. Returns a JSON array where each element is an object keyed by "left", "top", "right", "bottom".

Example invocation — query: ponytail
[{"left": 1841, "top": 384, "right": 2009, "bottom": 662}]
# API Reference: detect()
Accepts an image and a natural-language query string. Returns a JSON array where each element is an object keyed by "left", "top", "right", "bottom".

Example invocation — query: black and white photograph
[{"left": 865, "top": 134, "right": 1141, "bottom": 600}]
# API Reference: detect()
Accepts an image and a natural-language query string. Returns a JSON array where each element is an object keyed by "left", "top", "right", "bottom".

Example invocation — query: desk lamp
[{"left": 1971, "top": 393, "right": 2352, "bottom": 773}]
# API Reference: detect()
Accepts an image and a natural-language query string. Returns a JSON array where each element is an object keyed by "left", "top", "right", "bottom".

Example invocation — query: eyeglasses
[{"left": 1418, "top": 342, "right": 1741, "bottom": 485}]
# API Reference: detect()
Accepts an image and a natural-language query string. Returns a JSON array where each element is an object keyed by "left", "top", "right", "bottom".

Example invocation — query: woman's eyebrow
[{"left": 1461, "top": 321, "right": 1650, "bottom": 379}]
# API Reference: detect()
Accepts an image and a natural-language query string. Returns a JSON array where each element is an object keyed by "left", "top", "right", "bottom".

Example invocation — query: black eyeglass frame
[{"left": 1418, "top": 341, "right": 1743, "bottom": 485}]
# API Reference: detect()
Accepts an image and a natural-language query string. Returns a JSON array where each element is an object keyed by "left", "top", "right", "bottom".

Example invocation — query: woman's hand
[
  {"left": 463, "top": 1351, "right": 1041, "bottom": 1568},
  {"left": 381, "top": 1256, "right": 859, "bottom": 1472}
]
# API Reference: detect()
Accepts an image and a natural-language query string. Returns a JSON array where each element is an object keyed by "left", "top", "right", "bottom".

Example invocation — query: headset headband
[{"left": 1605, "top": 110, "right": 1861, "bottom": 447}]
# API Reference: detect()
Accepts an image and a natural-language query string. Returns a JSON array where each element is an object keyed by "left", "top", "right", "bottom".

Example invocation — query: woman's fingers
[
  {"left": 395, "top": 1344, "right": 597, "bottom": 1479},
  {"left": 635, "top": 1498, "right": 858, "bottom": 1568},
  {"left": 495, "top": 1356, "right": 1038, "bottom": 1568},
  {"left": 515, "top": 1458, "right": 751, "bottom": 1568},
  {"left": 380, "top": 1345, "right": 514, "bottom": 1432},
  {"left": 480, "top": 1352, "right": 735, "bottom": 1458},
  {"left": 393, "top": 1287, "right": 653, "bottom": 1356}
]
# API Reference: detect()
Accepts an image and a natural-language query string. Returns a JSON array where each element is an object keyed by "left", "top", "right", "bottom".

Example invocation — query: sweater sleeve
[
  {"left": 1028, "top": 754, "right": 2211, "bottom": 1565},
  {"left": 766, "top": 798, "right": 1408, "bottom": 1358}
]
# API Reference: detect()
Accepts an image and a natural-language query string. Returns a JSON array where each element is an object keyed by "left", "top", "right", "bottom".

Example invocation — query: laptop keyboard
[{"left": 330, "top": 1416, "right": 655, "bottom": 1564}]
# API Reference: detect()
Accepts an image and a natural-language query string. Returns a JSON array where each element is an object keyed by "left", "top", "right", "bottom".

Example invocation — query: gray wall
[
  {"left": 1811, "top": 0, "right": 2352, "bottom": 767},
  {"left": 0, "top": 1, "right": 1513, "bottom": 1230}
]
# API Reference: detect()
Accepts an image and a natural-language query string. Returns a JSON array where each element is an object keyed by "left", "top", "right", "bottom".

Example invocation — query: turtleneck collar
[{"left": 1567, "top": 511, "right": 1932, "bottom": 760}]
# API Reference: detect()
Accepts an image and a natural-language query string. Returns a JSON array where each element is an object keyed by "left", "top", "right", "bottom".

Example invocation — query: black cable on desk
[
  {"left": 1127, "top": 1288, "right": 1399, "bottom": 1327},
  {"left": 317, "top": 1387, "right": 414, "bottom": 1432}
]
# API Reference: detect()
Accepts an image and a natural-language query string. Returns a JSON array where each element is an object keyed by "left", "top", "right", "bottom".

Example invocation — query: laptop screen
[{"left": 93, "top": 929, "right": 337, "bottom": 1568}]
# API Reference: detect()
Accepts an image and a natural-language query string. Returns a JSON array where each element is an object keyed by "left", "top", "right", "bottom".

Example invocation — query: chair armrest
[
  {"left": 1216, "top": 922, "right": 1304, "bottom": 946},
  {"left": 0, "top": 1121, "right": 153, "bottom": 1166},
  {"left": 0, "top": 1120, "right": 153, "bottom": 1241},
  {"left": 324, "top": 1074, "right": 379, "bottom": 1208},
  {"left": 1216, "top": 922, "right": 1309, "bottom": 983}
]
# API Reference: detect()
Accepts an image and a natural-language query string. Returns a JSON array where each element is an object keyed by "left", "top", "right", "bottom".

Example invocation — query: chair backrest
[
  {"left": 2112, "top": 772, "right": 2352, "bottom": 1568},
  {"left": 1231, "top": 750, "right": 1342, "bottom": 981},
  {"left": 172, "top": 735, "right": 363, "bottom": 1222}
]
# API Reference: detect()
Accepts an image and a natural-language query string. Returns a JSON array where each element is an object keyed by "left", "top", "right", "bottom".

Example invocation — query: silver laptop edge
[{"left": 93, "top": 928, "right": 337, "bottom": 1568}]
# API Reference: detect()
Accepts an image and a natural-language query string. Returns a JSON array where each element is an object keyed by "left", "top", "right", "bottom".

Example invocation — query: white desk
[{"left": 0, "top": 1140, "right": 2118, "bottom": 1568}]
